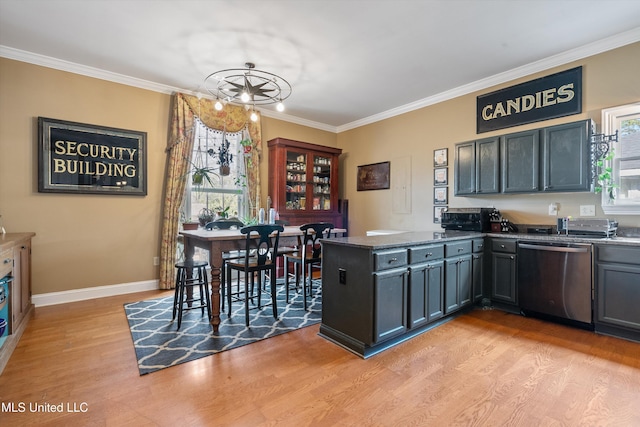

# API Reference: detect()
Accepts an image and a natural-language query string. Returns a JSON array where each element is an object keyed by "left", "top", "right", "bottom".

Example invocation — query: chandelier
[{"left": 204, "top": 62, "right": 292, "bottom": 119}]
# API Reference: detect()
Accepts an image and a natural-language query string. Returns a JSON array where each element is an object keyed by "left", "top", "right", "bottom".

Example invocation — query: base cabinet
[
  {"left": 320, "top": 236, "right": 479, "bottom": 358},
  {"left": 595, "top": 245, "right": 640, "bottom": 341},
  {"left": 491, "top": 239, "right": 517, "bottom": 305}
]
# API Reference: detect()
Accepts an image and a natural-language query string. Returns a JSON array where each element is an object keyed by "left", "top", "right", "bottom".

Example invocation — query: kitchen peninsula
[{"left": 319, "top": 230, "right": 640, "bottom": 358}]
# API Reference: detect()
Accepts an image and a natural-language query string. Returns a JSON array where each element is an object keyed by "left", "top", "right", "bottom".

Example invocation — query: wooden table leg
[{"left": 209, "top": 248, "right": 223, "bottom": 333}]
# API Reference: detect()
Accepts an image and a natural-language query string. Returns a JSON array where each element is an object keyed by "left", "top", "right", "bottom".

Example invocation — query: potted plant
[
  {"left": 198, "top": 208, "right": 215, "bottom": 226},
  {"left": 208, "top": 137, "right": 233, "bottom": 176},
  {"left": 215, "top": 205, "right": 231, "bottom": 219},
  {"left": 180, "top": 212, "right": 199, "bottom": 230},
  {"left": 594, "top": 148, "right": 618, "bottom": 202}
]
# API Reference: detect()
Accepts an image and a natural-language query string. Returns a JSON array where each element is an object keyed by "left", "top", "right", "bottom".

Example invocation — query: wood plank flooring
[{"left": 1, "top": 290, "right": 639, "bottom": 426}]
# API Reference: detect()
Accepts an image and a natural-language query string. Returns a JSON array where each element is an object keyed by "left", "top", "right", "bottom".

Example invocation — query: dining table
[{"left": 180, "top": 225, "right": 346, "bottom": 332}]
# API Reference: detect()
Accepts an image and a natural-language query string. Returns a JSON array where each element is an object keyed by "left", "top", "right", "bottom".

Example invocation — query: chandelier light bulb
[
  {"left": 214, "top": 100, "right": 223, "bottom": 111},
  {"left": 240, "top": 91, "right": 250, "bottom": 103},
  {"left": 276, "top": 101, "right": 285, "bottom": 112},
  {"left": 250, "top": 110, "right": 258, "bottom": 122}
]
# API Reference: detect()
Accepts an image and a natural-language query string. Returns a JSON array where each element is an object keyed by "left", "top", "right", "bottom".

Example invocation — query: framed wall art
[
  {"left": 434, "top": 148, "right": 448, "bottom": 167},
  {"left": 38, "top": 117, "right": 147, "bottom": 195},
  {"left": 357, "top": 161, "right": 390, "bottom": 191},
  {"left": 434, "top": 167, "right": 448, "bottom": 186},
  {"left": 434, "top": 186, "right": 448, "bottom": 205},
  {"left": 434, "top": 206, "right": 447, "bottom": 224}
]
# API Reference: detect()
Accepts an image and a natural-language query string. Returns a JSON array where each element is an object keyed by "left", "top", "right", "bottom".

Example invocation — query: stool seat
[{"left": 172, "top": 260, "right": 211, "bottom": 330}]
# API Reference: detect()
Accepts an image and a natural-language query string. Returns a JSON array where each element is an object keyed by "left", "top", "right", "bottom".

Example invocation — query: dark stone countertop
[{"left": 323, "top": 230, "right": 640, "bottom": 250}]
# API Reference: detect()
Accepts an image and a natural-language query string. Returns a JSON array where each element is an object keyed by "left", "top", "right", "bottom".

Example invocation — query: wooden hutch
[{"left": 268, "top": 138, "right": 344, "bottom": 228}]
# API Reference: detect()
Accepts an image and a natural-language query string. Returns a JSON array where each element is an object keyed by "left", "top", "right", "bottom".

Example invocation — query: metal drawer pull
[
  {"left": 426, "top": 252, "right": 433, "bottom": 257},
  {"left": 388, "top": 257, "right": 398, "bottom": 263},
  {"left": 500, "top": 244, "right": 505, "bottom": 248},
  {"left": 458, "top": 248, "right": 463, "bottom": 252}
]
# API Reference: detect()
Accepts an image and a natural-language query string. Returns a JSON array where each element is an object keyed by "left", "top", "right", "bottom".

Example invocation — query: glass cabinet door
[
  {"left": 285, "top": 150, "right": 306, "bottom": 210},
  {"left": 312, "top": 154, "right": 332, "bottom": 210}
]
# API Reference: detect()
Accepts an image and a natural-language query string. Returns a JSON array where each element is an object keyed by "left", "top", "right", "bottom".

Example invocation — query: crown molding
[
  {"left": 336, "top": 27, "right": 640, "bottom": 133},
  {"left": 2, "top": 26, "right": 639, "bottom": 135}
]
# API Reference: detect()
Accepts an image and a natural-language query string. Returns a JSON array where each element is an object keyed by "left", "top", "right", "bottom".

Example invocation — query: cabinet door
[
  {"left": 284, "top": 149, "right": 308, "bottom": 211},
  {"left": 597, "top": 263, "right": 640, "bottom": 331},
  {"left": 454, "top": 142, "right": 476, "bottom": 195},
  {"left": 491, "top": 252, "right": 517, "bottom": 303},
  {"left": 408, "top": 261, "right": 444, "bottom": 328},
  {"left": 472, "top": 252, "right": 484, "bottom": 302},
  {"left": 311, "top": 153, "right": 333, "bottom": 211},
  {"left": 445, "top": 256, "right": 472, "bottom": 314},
  {"left": 476, "top": 137, "right": 500, "bottom": 193},
  {"left": 501, "top": 130, "right": 539, "bottom": 193},
  {"left": 541, "top": 120, "right": 591, "bottom": 192},
  {"left": 373, "top": 268, "right": 408, "bottom": 343}
]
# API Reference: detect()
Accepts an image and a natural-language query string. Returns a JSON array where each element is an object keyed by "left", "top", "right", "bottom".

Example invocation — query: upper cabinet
[
  {"left": 268, "top": 138, "right": 343, "bottom": 227},
  {"left": 501, "top": 129, "right": 540, "bottom": 193},
  {"left": 454, "top": 119, "right": 593, "bottom": 196},
  {"left": 541, "top": 120, "right": 592, "bottom": 192},
  {"left": 454, "top": 136, "right": 500, "bottom": 195}
]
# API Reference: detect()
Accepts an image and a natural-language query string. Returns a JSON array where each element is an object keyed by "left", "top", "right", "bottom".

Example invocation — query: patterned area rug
[{"left": 125, "top": 280, "right": 321, "bottom": 375}]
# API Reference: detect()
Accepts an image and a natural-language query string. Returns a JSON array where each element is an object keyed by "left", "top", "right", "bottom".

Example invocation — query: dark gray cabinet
[
  {"left": 472, "top": 238, "right": 485, "bottom": 302},
  {"left": 595, "top": 245, "right": 640, "bottom": 341},
  {"left": 501, "top": 130, "right": 540, "bottom": 193},
  {"left": 491, "top": 238, "right": 517, "bottom": 304},
  {"left": 373, "top": 266, "right": 408, "bottom": 343},
  {"left": 408, "top": 244, "right": 445, "bottom": 328},
  {"left": 541, "top": 120, "right": 592, "bottom": 192},
  {"left": 454, "top": 137, "right": 500, "bottom": 195},
  {"left": 444, "top": 240, "right": 472, "bottom": 314}
]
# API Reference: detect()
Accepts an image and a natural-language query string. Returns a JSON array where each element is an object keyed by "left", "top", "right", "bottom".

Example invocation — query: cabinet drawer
[
  {"left": 472, "top": 239, "right": 485, "bottom": 253},
  {"left": 0, "top": 248, "right": 13, "bottom": 278},
  {"left": 409, "top": 245, "right": 444, "bottom": 264},
  {"left": 374, "top": 249, "right": 408, "bottom": 271},
  {"left": 445, "top": 241, "right": 472, "bottom": 257},
  {"left": 492, "top": 239, "right": 516, "bottom": 253},
  {"left": 597, "top": 245, "right": 640, "bottom": 265}
]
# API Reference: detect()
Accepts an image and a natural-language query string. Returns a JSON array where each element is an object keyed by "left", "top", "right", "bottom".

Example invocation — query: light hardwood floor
[{"left": 1, "top": 290, "right": 639, "bottom": 426}]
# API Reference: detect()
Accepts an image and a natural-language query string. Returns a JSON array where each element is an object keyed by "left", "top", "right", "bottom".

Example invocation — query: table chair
[
  {"left": 283, "top": 222, "right": 335, "bottom": 310},
  {"left": 225, "top": 224, "right": 284, "bottom": 326}
]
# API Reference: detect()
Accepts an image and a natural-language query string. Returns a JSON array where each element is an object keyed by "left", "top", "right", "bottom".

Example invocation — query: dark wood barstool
[{"left": 172, "top": 260, "right": 211, "bottom": 330}]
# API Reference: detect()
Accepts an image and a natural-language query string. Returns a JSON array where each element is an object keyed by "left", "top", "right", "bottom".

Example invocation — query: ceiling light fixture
[{"left": 204, "top": 62, "right": 292, "bottom": 115}]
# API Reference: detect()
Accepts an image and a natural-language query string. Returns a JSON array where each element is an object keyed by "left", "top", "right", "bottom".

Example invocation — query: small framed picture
[
  {"left": 434, "top": 167, "right": 448, "bottom": 186},
  {"left": 434, "top": 148, "right": 448, "bottom": 167},
  {"left": 434, "top": 186, "right": 448, "bottom": 205},
  {"left": 434, "top": 206, "right": 447, "bottom": 224}
]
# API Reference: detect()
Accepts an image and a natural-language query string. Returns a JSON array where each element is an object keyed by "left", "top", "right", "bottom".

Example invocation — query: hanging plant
[
  {"left": 208, "top": 137, "right": 233, "bottom": 176},
  {"left": 594, "top": 148, "right": 618, "bottom": 202}
]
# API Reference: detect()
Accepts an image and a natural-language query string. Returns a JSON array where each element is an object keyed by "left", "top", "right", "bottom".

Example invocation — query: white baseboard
[{"left": 32, "top": 280, "right": 159, "bottom": 307}]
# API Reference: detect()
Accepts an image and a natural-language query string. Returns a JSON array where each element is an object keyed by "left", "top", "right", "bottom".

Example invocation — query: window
[
  {"left": 182, "top": 119, "right": 247, "bottom": 222},
  {"left": 601, "top": 103, "right": 640, "bottom": 215}
]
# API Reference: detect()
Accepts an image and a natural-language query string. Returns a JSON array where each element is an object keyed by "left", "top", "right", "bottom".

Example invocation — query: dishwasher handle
[{"left": 518, "top": 242, "right": 590, "bottom": 253}]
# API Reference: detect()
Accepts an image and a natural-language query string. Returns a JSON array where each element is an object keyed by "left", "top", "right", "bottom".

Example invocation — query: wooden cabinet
[
  {"left": 268, "top": 138, "right": 342, "bottom": 227},
  {"left": 0, "top": 233, "right": 35, "bottom": 374},
  {"left": 490, "top": 238, "right": 518, "bottom": 305},
  {"left": 595, "top": 244, "right": 640, "bottom": 342},
  {"left": 541, "top": 120, "right": 592, "bottom": 192},
  {"left": 454, "top": 137, "right": 500, "bottom": 195}
]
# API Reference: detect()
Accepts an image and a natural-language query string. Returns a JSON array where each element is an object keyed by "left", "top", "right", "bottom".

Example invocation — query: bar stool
[{"left": 172, "top": 260, "right": 211, "bottom": 330}]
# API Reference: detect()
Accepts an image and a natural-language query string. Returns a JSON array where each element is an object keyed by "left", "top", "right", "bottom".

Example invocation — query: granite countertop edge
[{"left": 323, "top": 230, "right": 640, "bottom": 250}]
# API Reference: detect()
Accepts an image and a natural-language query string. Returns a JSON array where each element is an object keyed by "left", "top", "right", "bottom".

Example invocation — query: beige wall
[
  {"left": 337, "top": 42, "right": 640, "bottom": 236},
  {"left": 1, "top": 42, "right": 638, "bottom": 295}
]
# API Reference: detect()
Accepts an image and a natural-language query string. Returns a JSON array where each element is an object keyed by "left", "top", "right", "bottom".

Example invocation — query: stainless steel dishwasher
[{"left": 517, "top": 240, "right": 593, "bottom": 327}]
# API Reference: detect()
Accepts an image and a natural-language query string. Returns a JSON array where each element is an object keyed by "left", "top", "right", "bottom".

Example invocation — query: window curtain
[{"left": 159, "top": 92, "right": 262, "bottom": 289}]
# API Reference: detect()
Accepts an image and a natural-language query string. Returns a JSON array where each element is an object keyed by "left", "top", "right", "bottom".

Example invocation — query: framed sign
[
  {"left": 434, "top": 167, "right": 448, "bottom": 186},
  {"left": 477, "top": 66, "right": 582, "bottom": 133},
  {"left": 357, "top": 161, "right": 390, "bottom": 191},
  {"left": 434, "top": 186, "right": 448, "bottom": 205},
  {"left": 434, "top": 148, "right": 448, "bottom": 167},
  {"left": 38, "top": 117, "right": 147, "bottom": 195}
]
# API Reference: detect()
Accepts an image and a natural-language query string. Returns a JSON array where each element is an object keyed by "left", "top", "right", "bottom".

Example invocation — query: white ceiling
[{"left": 1, "top": 0, "right": 639, "bottom": 132}]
